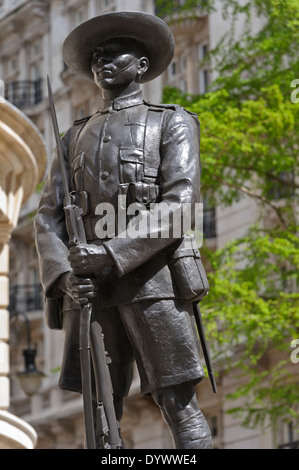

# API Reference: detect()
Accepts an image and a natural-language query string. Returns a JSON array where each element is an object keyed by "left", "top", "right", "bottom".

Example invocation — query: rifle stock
[{"left": 90, "top": 321, "right": 121, "bottom": 449}]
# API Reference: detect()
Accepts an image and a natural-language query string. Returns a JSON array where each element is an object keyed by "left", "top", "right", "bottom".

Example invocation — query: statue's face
[{"left": 91, "top": 39, "right": 148, "bottom": 90}]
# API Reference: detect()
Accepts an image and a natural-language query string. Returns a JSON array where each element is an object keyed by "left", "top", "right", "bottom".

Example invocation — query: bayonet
[{"left": 193, "top": 302, "right": 217, "bottom": 394}]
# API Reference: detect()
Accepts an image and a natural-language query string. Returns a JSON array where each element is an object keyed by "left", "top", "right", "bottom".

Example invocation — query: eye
[{"left": 92, "top": 53, "right": 102, "bottom": 65}]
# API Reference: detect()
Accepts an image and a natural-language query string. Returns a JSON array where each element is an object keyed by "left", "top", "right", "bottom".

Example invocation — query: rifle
[
  {"left": 192, "top": 302, "right": 217, "bottom": 394},
  {"left": 47, "top": 76, "right": 121, "bottom": 449}
]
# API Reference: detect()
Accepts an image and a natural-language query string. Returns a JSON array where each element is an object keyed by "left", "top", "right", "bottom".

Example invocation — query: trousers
[{"left": 60, "top": 297, "right": 205, "bottom": 395}]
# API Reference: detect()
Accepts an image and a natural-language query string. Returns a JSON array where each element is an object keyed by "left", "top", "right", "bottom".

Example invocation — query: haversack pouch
[{"left": 168, "top": 234, "right": 209, "bottom": 302}]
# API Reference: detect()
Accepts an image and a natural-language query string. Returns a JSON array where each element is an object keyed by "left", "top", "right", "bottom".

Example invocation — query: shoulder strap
[
  {"left": 143, "top": 102, "right": 185, "bottom": 180},
  {"left": 73, "top": 115, "right": 92, "bottom": 126},
  {"left": 68, "top": 115, "right": 92, "bottom": 164},
  {"left": 143, "top": 107, "right": 165, "bottom": 179}
]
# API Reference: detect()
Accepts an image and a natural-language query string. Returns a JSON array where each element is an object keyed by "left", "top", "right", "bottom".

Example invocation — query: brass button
[{"left": 101, "top": 170, "right": 109, "bottom": 180}]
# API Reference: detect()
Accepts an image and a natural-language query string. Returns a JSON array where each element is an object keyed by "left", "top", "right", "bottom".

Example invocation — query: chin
[{"left": 97, "top": 77, "right": 120, "bottom": 90}]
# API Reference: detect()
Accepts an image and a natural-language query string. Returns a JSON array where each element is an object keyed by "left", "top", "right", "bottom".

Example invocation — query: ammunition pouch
[{"left": 168, "top": 234, "right": 209, "bottom": 303}]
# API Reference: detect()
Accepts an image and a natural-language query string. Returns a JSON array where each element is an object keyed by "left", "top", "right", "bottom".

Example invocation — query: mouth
[{"left": 96, "top": 66, "right": 114, "bottom": 76}]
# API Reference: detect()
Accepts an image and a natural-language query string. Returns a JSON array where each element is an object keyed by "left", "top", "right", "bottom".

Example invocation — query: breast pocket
[{"left": 119, "top": 148, "right": 143, "bottom": 183}]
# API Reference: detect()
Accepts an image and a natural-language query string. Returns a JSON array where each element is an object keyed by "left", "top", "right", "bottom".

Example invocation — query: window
[
  {"left": 8, "top": 57, "right": 18, "bottom": 75},
  {"left": 4, "top": 54, "right": 19, "bottom": 81},
  {"left": 97, "top": 0, "right": 113, "bottom": 9},
  {"left": 172, "top": 62, "right": 177, "bottom": 76},
  {"left": 205, "top": 412, "right": 221, "bottom": 448},
  {"left": 28, "top": 243, "right": 39, "bottom": 285},
  {"left": 28, "top": 38, "right": 43, "bottom": 80},
  {"left": 200, "top": 44, "right": 208, "bottom": 60},
  {"left": 9, "top": 247, "right": 19, "bottom": 282},
  {"left": 210, "top": 416, "right": 218, "bottom": 437},
  {"left": 198, "top": 41, "right": 208, "bottom": 61},
  {"left": 180, "top": 79, "right": 187, "bottom": 93},
  {"left": 199, "top": 68, "right": 209, "bottom": 94},
  {"left": 168, "top": 61, "right": 177, "bottom": 80},
  {"left": 166, "top": 55, "right": 188, "bottom": 92},
  {"left": 278, "top": 421, "right": 299, "bottom": 449},
  {"left": 197, "top": 41, "right": 209, "bottom": 94},
  {"left": 72, "top": 4, "right": 86, "bottom": 27},
  {"left": 180, "top": 54, "right": 187, "bottom": 72},
  {"left": 203, "top": 196, "right": 216, "bottom": 239}
]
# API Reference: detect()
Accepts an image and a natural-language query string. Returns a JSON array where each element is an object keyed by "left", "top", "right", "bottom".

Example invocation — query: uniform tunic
[{"left": 35, "top": 89, "right": 205, "bottom": 395}]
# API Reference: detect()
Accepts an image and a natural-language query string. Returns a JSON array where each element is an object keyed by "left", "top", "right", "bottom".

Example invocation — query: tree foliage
[{"left": 157, "top": 0, "right": 299, "bottom": 436}]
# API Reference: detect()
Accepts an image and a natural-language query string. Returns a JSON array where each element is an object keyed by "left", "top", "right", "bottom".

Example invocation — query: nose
[{"left": 100, "top": 53, "right": 114, "bottom": 65}]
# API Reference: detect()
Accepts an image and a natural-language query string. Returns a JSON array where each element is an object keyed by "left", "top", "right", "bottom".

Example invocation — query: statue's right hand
[{"left": 59, "top": 272, "right": 96, "bottom": 305}]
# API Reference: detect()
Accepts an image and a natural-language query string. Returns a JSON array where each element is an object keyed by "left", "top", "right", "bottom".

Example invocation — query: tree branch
[{"left": 213, "top": 175, "right": 288, "bottom": 228}]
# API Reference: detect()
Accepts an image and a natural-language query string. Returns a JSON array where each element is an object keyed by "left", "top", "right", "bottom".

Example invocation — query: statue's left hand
[{"left": 68, "top": 243, "right": 113, "bottom": 275}]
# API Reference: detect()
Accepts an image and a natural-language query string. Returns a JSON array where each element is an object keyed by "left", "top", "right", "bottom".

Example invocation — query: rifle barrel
[{"left": 47, "top": 76, "right": 71, "bottom": 206}]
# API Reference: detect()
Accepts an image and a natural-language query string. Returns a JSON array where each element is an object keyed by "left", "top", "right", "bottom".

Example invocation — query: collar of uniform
[{"left": 112, "top": 90, "right": 144, "bottom": 110}]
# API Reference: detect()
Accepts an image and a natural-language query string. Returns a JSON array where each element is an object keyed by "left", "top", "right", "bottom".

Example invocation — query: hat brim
[{"left": 62, "top": 11, "right": 175, "bottom": 84}]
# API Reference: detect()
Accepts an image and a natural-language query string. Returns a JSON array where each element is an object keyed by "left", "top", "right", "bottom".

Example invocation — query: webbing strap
[{"left": 143, "top": 108, "right": 164, "bottom": 178}]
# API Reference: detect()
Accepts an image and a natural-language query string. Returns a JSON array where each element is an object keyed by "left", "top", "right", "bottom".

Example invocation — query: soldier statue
[{"left": 35, "top": 11, "right": 213, "bottom": 449}]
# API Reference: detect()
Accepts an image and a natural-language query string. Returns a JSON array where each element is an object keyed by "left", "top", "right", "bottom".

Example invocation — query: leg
[
  {"left": 117, "top": 299, "right": 209, "bottom": 448},
  {"left": 152, "top": 382, "right": 212, "bottom": 449},
  {"left": 118, "top": 299, "right": 205, "bottom": 395}
]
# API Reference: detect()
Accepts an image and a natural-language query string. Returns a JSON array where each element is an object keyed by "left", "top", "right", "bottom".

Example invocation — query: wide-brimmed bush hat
[{"left": 62, "top": 11, "right": 175, "bottom": 84}]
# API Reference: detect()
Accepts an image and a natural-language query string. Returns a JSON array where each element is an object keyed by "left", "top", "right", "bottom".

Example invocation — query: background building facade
[
  {"left": 0, "top": 0, "right": 296, "bottom": 449},
  {"left": 0, "top": 82, "right": 46, "bottom": 448}
]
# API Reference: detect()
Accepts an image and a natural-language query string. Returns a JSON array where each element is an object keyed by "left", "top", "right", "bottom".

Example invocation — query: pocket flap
[
  {"left": 128, "top": 182, "right": 160, "bottom": 205},
  {"left": 120, "top": 148, "right": 143, "bottom": 163}
]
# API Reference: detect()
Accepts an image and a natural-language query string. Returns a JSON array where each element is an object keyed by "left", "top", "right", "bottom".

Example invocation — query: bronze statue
[{"left": 35, "top": 11, "right": 213, "bottom": 449}]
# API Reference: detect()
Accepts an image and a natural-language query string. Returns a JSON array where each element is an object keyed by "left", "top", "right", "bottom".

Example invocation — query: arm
[
  {"left": 34, "top": 130, "right": 73, "bottom": 297},
  {"left": 35, "top": 128, "right": 98, "bottom": 303}
]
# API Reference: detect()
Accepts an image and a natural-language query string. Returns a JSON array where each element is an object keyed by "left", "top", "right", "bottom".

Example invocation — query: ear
[{"left": 137, "top": 56, "right": 149, "bottom": 79}]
